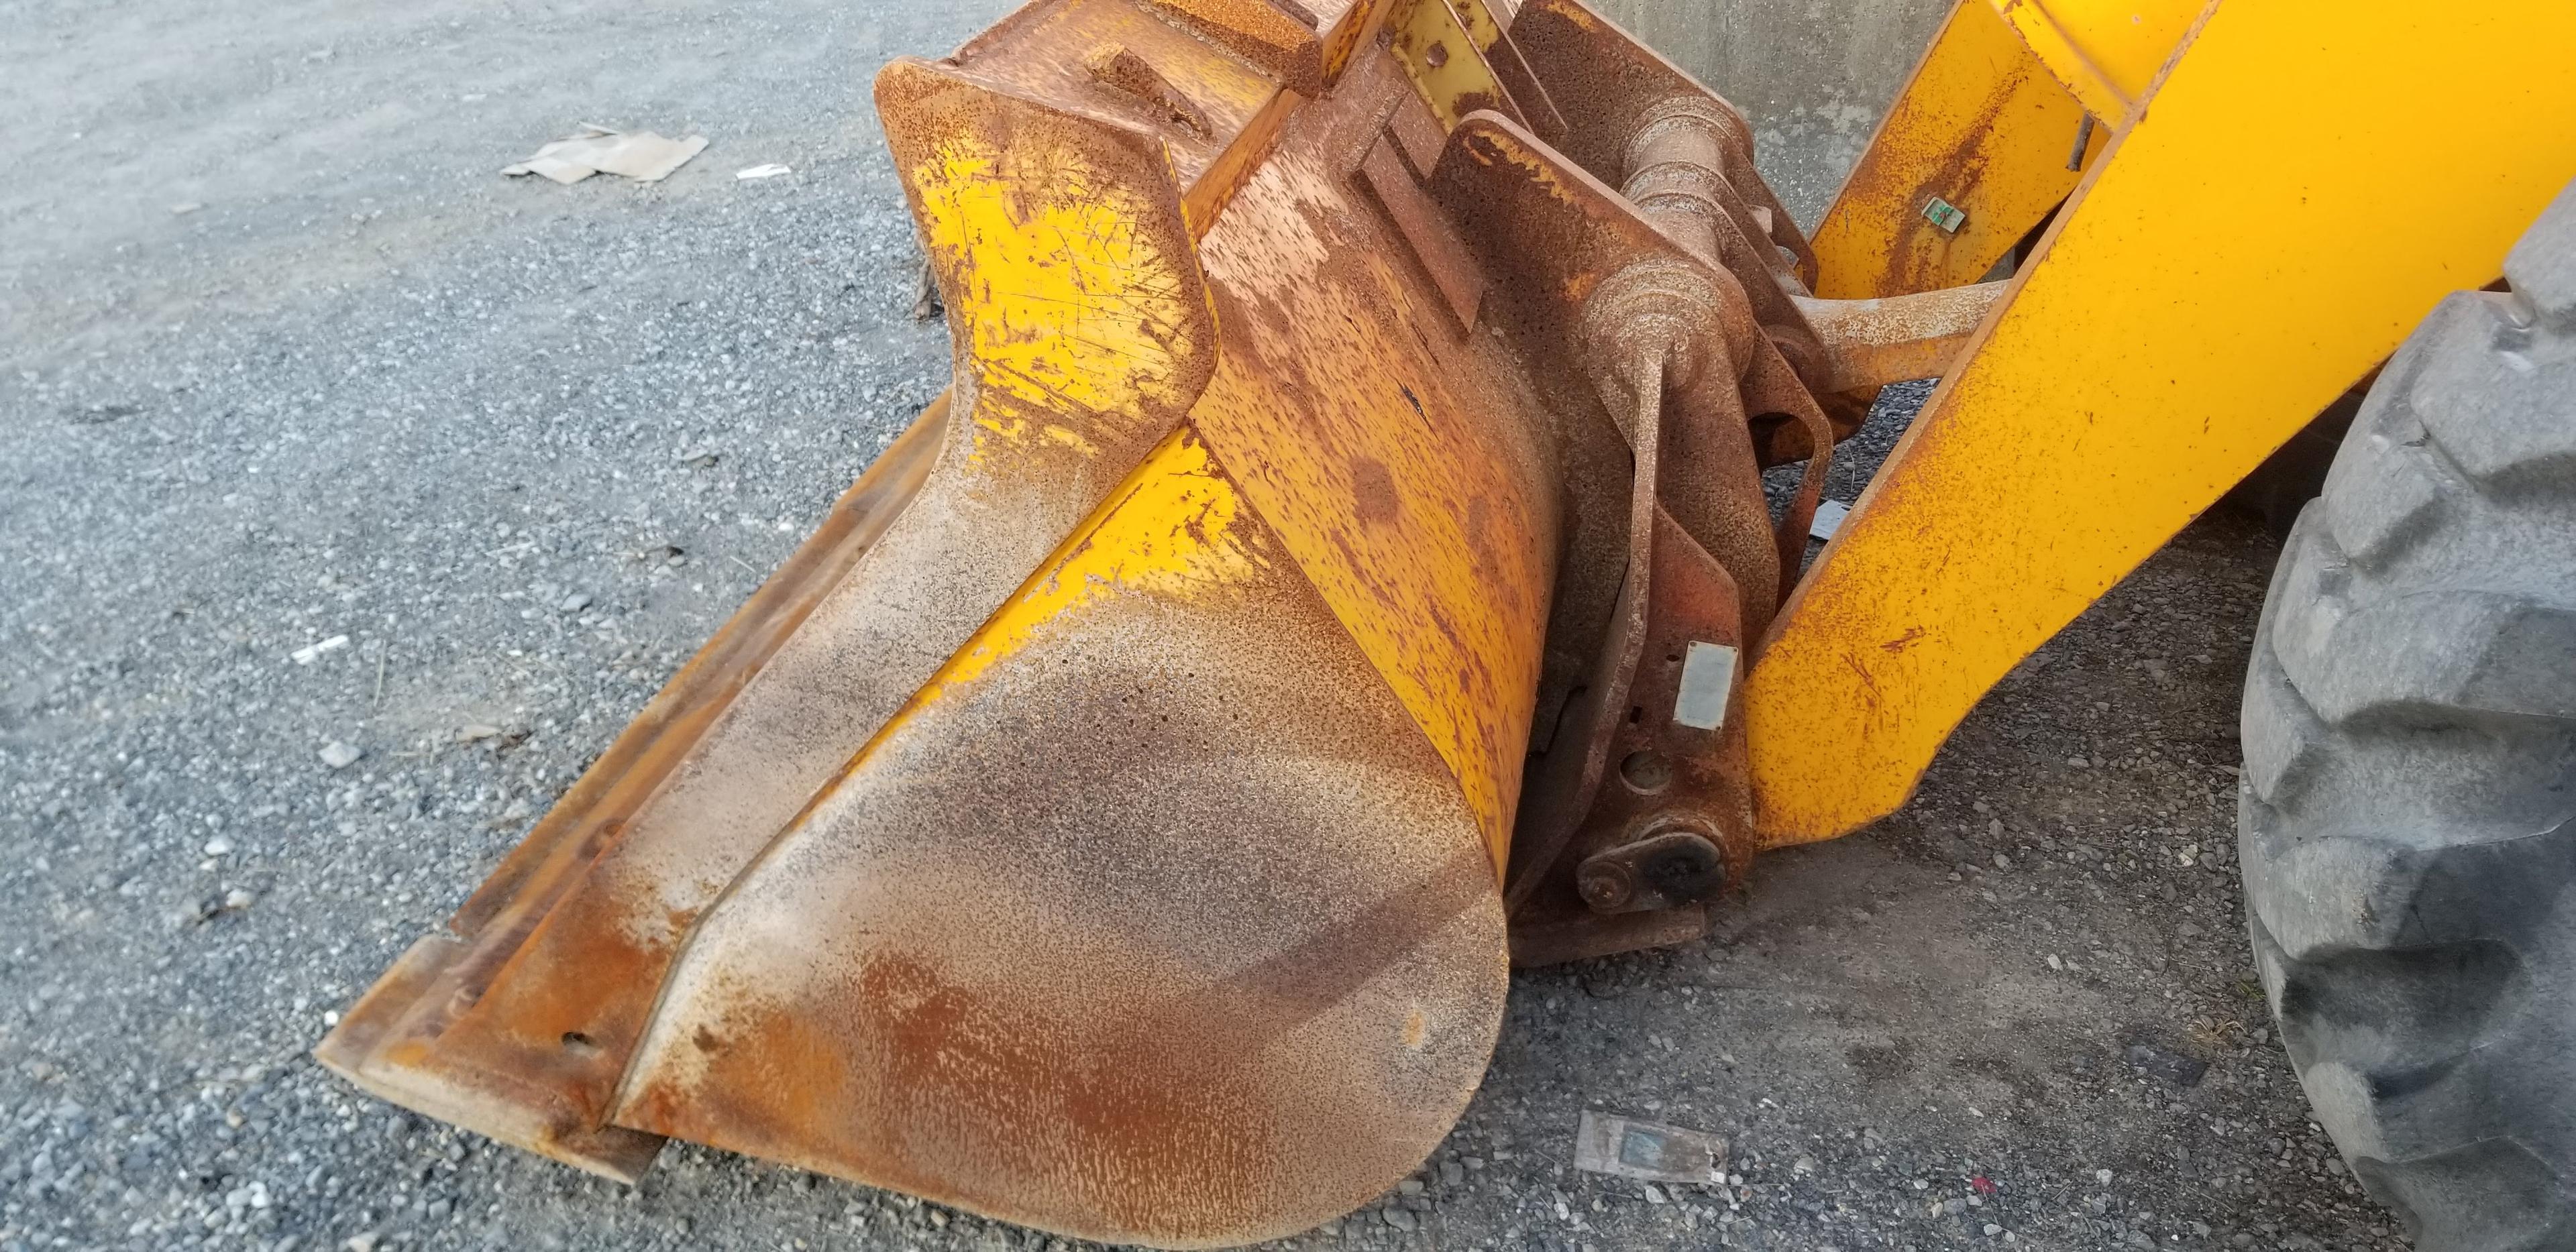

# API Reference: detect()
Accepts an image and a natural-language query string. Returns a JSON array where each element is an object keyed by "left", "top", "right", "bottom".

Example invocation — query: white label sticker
[{"left": 1673, "top": 640, "right": 1739, "bottom": 731}]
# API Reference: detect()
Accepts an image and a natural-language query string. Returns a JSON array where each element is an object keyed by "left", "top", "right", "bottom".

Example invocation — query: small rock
[
  {"left": 223, "top": 888, "right": 255, "bottom": 911},
  {"left": 344, "top": 1235, "right": 381, "bottom": 1252},
  {"left": 1381, "top": 1206, "right": 1417, "bottom": 1231},
  {"left": 1992, "top": 852, "right": 2012, "bottom": 870},
  {"left": 2096, "top": 1168, "right": 2114, "bottom": 1184},
  {"left": 319, "top": 741, "right": 362, "bottom": 770},
  {"left": 1983, "top": 1223, "right": 2002, "bottom": 1237},
  {"left": 1642, "top": 1182, "right": 1667, "bottom": 1204},
  {"left": 2045, "top": 954, "right": 2063, "bottom": 971},
  {"left": 558, "top": 591, "right": 592, "bottom": 614},
  {"left": 1943, "top": 1198, "right": 1969, "bottom": 1215},
  {"left": 203, "top": 837, "right": 233, "bottom": 856},
  {"left": 458, "top": 724, "right": 502, "bottom": 742},
  {"left": 2068, "top": 756, "right": 2091, "bottom": 768},
  {"left": 2125, "top": 1041, "right": 2210, "bottom": 1089}
]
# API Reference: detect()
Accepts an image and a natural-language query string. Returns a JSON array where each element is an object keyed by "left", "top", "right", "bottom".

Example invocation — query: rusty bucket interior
[{"left": 315, "top": 0, "right": 1998, "bottom": 1241}]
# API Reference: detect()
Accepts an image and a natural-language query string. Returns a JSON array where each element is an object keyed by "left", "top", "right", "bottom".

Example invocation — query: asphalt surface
[{"left": 3, "top": 1, "right": 2409, "bottom": 1250}]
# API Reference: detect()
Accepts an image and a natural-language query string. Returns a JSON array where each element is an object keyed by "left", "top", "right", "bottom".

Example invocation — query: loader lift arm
[{"left": 1749, "top": 0, "right": 2576, "bottom": 842}]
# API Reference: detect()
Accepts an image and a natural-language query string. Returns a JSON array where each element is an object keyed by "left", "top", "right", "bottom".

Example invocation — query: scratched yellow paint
[
  {"left": 1987, "top": 0, "right": 2204, "bottom": 119},
  {"left": 1750, "top": 0, "right": 2576, "bottom": 842},
  {"left": 909, "top": 425, "right": 1262, "bottom": 705},
  {"left": 1385, "top": 0, "right": 1508, "bottom": 133},
  {"left": 1809, "top": 0, "right": 2105, "bottom": 299},
  {"left": 908, "top": 142, "right": 1206, "bottom": 465}
]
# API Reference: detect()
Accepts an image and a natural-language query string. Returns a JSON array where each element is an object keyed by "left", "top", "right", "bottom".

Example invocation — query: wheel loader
[{"left": 315, "top": 0, "right": 2576, "bottom": 1245}]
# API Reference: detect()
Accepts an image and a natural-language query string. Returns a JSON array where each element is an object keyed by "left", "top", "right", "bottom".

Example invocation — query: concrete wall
[{"left": 1578, "top": 0, "right": 1951, "bottom": 227}]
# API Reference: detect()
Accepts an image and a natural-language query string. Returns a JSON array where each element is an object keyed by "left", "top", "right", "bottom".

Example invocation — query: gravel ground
[{"left": 3, "top": 2, "right": 2406, "bottom": 1250}]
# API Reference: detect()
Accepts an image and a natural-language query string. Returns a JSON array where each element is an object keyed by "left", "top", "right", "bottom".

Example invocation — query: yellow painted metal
[
  {"left": 907, "top": 426, "right": 1263, "bottom": 707},
  {"left": 1750, "top": 0, "right": 2576, "bottom": 843},
  {"left": 1444, "top": 0, "right": 1505, "bottom": 52},
  {"left": 884, "top": 52, "right": 1224, "bottom": 483},
  {"left": 890, "top": 24, "right": 1556, "bottom": 879},
  {"left": 1385, "top": 0, "right": 1513, "bottom": 131},
  {"left": 912, "top": 148, "right": 1212, "bottom": 458},
  {"left": 1809, "top": 0, "right": 2106, "bottom": 299},
  {"left": 900, "top": 44, "right": 1558, "bottom": 876},
  {"left": 1988, "top": 0, "right": 2204, "bottom": 119}
]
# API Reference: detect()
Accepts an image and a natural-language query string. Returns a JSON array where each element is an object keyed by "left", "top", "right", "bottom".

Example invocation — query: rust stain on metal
[
  {"left": 1793, "top": 282, "right": 2006, "bottom": 392},
  {"left": 1140, "top": 0, "right": 1329, "bottom": 94},
  {"left": 1386, "top": 0, "right": 1527, "bottom": 132},
  {"left": 1506, "top": 0, "right": 1818, "bottom": 284},
  {"left": 616, "top": 424, "right": 1507, "bottom": 1247},
  {"left": 1087, "top": 44, "right": 1216, "bottom": 135},
  {"left": 1383, "top": 78, "right": 1448, "bottom": 177},
  {"left": 316, "top": 0, "right": 1957, "bottom": 1241},
  {"left": 1356, "top": 132, "right": 1487, "bottom": 330},
  {"left": 1442, "top": 0, "right": 1569, "bottom": 144},
  {"left": 315, "top": 394, "right": 957, "bottom": 1179},
  {"left": 1187, "top": 48, "right": 1557, "bottom": 871}
]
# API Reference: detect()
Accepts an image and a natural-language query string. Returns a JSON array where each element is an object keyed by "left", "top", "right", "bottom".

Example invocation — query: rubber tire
[
  {"left": 2226, "top": 390, "right": 2357, "bottom": 539},
  {"left": 2241, "top": 179, "right": 2576, "bottom": 1252}
]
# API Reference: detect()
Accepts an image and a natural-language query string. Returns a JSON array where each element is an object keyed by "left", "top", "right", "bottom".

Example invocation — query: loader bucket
[{"left": 320, "top": 0, "right": 1960, "bottom": 1241}]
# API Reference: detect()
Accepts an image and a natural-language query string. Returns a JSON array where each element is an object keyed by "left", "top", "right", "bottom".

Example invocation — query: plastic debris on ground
[
  {"left": 1572, "top": 1110, "right": 1729, "bottom": 1184},
  {"left": 735, "top": 164, "right": 793, "bottom": 180}
]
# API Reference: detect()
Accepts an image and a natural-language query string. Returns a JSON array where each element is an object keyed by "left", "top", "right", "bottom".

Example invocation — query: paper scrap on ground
[
  {"left": 291, "top": 634, "right": 350, "bottom": 665},
  {"left": 1809, "top": 498, "right": 1851, "bottom": 540},
  {"left": 735, "top": 163, "right": 792, "bottom": 180},
  {"left": 1574, "top": 1110, "right": 1728, "bottom": 1184},
  {"left": 504, "top": 125, "right": 707, "bottom": 184}
]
